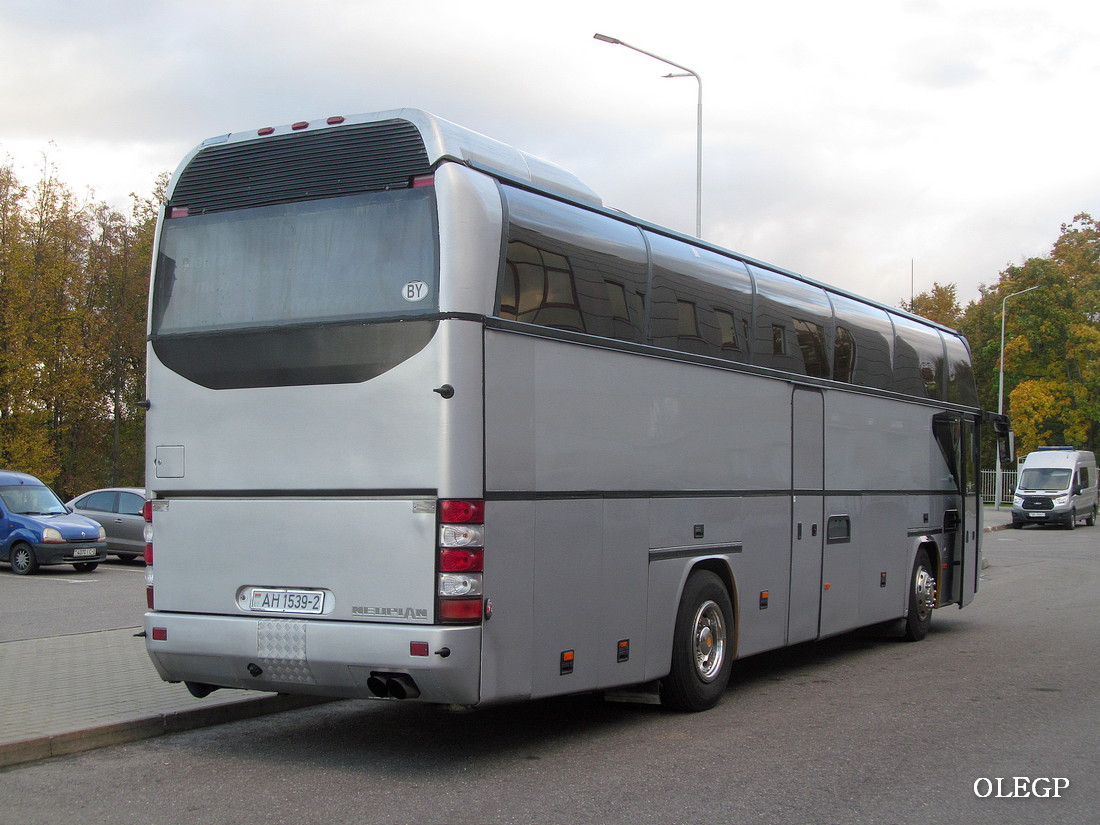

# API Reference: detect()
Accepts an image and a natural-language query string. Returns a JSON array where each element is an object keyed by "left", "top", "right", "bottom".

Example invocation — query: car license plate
[
  {"left": 248, "top": 588, "right": 324, "bottom": 614},
  {"left": 73, "top": 547, "right": 98, "bottom": 558},
  {"left": 1029, "top": 512, "right": 1047, "bottom": 518}
]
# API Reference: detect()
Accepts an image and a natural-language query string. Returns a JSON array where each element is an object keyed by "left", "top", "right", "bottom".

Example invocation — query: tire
[
  {"left": 1086, "top": 506, "right": 1096, "bottom": 528},
  {"left": 1066, "top": 511, "right": 1076, "bottom": 530},
  {"left": 73, "top": 562, "right": 99, "bottom": 572},
  {"left": 661, "top": 570, "right": 734, "bottom": 712},
  {"left": 10, "top": 543, "right": 39, "bottom": 575},
  {"left": 904, "top": 549, "right": 936, "bottom": 642}
]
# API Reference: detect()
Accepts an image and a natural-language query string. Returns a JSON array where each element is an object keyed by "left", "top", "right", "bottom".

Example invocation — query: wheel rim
[
  {"left": 691, "top": 599, "right": 727, "bottom": 682},
  {"left": 12, "top": 547, "right": 30, "bottom": 573},
  {"left": 913, "top": 565, "right": 936, "bottom": 622}
]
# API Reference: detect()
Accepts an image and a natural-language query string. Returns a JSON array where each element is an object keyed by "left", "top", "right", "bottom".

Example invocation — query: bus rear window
[
  {"left": 152, "top": 188, "right": 438, "bottom": 336},
  {"left": 150, "top": 188, "right": 440, "bottom": 389}
]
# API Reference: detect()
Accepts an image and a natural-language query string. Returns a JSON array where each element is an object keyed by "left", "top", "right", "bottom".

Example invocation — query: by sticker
[{"left": 402, "top": 281, "right": 430, "bottom": 302}]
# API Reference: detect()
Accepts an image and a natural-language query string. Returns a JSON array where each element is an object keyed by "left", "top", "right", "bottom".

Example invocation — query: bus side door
[{"left": 788, "top": 387, "right": 824, "bottom": 645}]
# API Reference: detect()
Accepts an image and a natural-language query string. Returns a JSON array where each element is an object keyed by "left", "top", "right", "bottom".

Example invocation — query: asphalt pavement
[{"left": 0, "top": 507, "right": 1015, "bottom": 770}]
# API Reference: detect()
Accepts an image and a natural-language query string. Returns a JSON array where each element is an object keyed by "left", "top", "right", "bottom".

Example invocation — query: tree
[
  {"left": 960, "top": 214, "right": 1100, "bottom": 455},
  {"left": 900, "top": 282, "right": 964, "bottom": 328},
  {"left": 0, "top": 158, "right": 157, "bottom": 496}
]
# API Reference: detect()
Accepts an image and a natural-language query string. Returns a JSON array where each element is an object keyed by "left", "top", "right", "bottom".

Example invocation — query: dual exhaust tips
[
  {"left": 188, "top": 667, "right": 422, "bottom": 701},
  {"left": 366, "top": 672, "right": 421, "bottom": 700}
]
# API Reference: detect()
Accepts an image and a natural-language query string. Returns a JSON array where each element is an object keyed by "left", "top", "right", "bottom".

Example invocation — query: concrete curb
[{"left": 0, "top": 694, "right": 331, "bottom": 770}]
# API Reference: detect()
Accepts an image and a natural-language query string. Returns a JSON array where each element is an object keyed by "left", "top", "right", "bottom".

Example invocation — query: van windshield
[
  {"left": 1018, "top": 468, "right": 1072, "bottom": 491},
  {"left": 0, "top": 485, "right": 67, "bottom": 515}
]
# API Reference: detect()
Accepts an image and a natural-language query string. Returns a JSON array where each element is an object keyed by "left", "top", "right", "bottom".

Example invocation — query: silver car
[{"left": 67, "top": 488, "right": 147, "bottom": 561}]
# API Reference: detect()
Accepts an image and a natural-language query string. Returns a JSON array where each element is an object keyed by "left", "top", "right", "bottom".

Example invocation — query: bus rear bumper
[{"left": 144, "top": 612, "right": 483, "bottom": 705}]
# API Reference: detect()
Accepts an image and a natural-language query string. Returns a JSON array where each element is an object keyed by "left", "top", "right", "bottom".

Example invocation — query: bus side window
[
  {"left": 829, "top": 293, "right": 894, "bottom": 391},
  {"left": 894, "top": 315, "right": 946, "bottom": 399},
  {"left": 501, "top": 187, "right": 647, "bottom": 343},
  {"left": 944, "top": 334, "right": 978, "bottom": 406},
  {"left": 752, "top": 266, "right": 832, "bottom": 377},
  {"left": 646, "top": 231, "right": 752, "bottom": 363}
]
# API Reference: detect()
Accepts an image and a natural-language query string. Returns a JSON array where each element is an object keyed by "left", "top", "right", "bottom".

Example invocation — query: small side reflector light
[
  {"left": 291, "top": 121, "right": 309, "bottom": 130},
  {"left": 327, "top": 116, "right": 346, "bottom": 125},
  {"left": 169, "top": 207, "right": 189, "bottom": 219},
  {"left": 151, "top": 627, "right": 167, "bottom": 641},
  {"left": 411, "top": 174, "right": 435, "bottom": 188},
  {"left": 560, "top": 650, "right": 575, "bottom": 675},
  {"left": 257, "top": 126, "right": 275, "bottom": 136},
  {"left": 410, "top": 642, "right": 430, "bottom": 657}
]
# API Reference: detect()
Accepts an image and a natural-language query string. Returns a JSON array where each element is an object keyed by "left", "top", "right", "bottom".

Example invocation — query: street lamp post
[
  {"left": 995, "top": 284, "right": 1041, "bottom": 509},
  {"left": 593, "top": 33, "right": 703, "bottom": 238}
]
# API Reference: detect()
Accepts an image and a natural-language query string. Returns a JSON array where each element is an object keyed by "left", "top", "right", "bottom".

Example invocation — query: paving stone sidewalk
[{"left": 0, "top": 627, "right": 320, "bottom": 769}]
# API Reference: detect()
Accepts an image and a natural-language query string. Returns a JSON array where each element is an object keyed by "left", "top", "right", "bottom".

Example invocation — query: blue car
[{"left": 0, "top": 470, "right": 107, "bottom": 574}]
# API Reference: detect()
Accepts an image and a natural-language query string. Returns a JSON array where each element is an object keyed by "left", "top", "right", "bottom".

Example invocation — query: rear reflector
[
  {"left": 151, "top": 627, "right": 167, "bottom": 641},
  {"left": 439, "top": 598, "right": 483, "bottom": 623}
]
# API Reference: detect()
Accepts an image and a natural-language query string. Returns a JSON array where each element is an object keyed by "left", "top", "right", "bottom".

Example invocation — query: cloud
[{"left": 3, "top": 0, "right": 1100, "bottom": 307}]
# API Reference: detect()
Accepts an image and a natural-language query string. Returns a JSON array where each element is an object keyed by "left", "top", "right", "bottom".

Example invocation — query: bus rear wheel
[
  {"left": 661, "top": 570, "right": 733, "bottom": 712},
  {"left": 904, "top": 549, "right": 936, "bottom": 642}
]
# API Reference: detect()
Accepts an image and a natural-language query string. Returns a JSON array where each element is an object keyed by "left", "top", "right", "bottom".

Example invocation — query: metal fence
[{"left": 981, "top": 469, "right": 1017, "bottom": 506}]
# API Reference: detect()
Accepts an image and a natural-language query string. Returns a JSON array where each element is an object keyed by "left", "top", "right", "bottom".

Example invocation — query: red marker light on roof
[
  {"left": 291, "top": 121, "right": 310, "bottom": 130},
  {"left": 327, "top": 116, "right": 346, "bottom": 125},
  {"left": 257, "top": 126, "right": 275, "bottom": 136}
]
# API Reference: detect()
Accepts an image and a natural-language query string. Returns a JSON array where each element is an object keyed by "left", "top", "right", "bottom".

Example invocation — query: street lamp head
[{"left": 593, "top": 33, "right": 622, "bottom": 45}]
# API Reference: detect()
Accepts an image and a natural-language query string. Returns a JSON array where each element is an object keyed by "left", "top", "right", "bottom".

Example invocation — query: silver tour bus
[{"left": 144, "top": 109, "right": 1007, "bottom": 711}]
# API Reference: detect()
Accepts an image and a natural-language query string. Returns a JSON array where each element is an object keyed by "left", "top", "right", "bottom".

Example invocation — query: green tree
[
  {"left": 900, "top": 282, "right": 964, "bottom": 328},
  {"left": 0, "top": 158, "right": 157, "bottom": 496},
  {"left": 960, "top": 214, "right": 1100, "bottom": 454}
]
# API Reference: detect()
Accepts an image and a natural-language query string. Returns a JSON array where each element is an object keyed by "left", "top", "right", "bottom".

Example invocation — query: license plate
[
  {"left": 247, "top": 588, "right": 324, "bottom": 614},
  {"left": 1029, "top": 512, "right": 1047, "bottom": 518},
  {"left": 73, "top": 547, "right": 98, "bottom": 558}
]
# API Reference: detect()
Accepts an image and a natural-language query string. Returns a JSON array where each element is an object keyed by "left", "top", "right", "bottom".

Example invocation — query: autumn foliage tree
[
  {"left": 957, "top": 213, "right": 1100, "bottom": 455},
  {"left": 0, "top": 158, "right": 159, "bottom": 498}
]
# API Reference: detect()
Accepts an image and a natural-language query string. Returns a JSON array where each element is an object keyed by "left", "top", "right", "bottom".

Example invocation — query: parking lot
[{"left": 0, "top": 558, "right": 146, "bottom": 643}]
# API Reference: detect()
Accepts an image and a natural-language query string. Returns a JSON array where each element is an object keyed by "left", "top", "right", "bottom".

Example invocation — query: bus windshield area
[{"left": 152, "top": 188, "right": 439, "bottom": 336}]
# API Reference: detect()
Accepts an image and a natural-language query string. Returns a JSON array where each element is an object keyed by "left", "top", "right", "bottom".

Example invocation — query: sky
[{"left": 3, "top": 0, "right": 1099, "bottom": 307}]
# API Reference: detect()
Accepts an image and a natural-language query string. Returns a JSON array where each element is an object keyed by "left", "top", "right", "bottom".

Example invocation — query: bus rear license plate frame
[{"left": 247, "top": 588, "right": 325, "bottom": 615}]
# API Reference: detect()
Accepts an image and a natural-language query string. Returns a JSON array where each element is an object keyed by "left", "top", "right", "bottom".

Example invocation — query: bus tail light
[
  {"left": 143, "top": 500, "right": 154, "bottom": 609},
  {"left": 438, "top": 500, "right": 484, "bottom": 624}
]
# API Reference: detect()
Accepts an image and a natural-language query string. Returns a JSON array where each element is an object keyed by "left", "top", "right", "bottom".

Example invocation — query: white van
[{"left": 1012, "top": 447, "right": 1098, "bottom": 529}]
